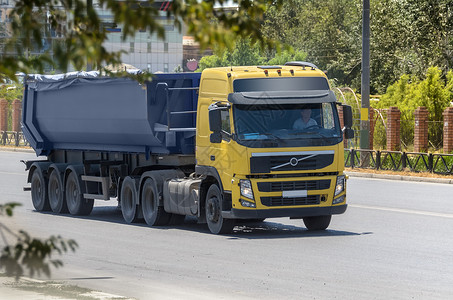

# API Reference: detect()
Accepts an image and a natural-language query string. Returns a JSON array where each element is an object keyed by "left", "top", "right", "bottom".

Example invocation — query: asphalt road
[{"left": 1, "top": 151, "right": 453, "bottom": 299}]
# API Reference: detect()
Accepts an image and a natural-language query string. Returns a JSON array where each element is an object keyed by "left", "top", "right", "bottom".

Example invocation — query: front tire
[
  {"left": 303, "top": 215, "right": 331, "bottom": 231},
  {"left": 205, "top": 184, "right": 235, "bottom": 234},
  {"left": 141, "top": 178, "right": 171, "bottom": 226},
  {"left": 48, "top": 170, "right": 68, "bottom": 214},
  {"left": 31, "top": 169, "right": 50, "bottom": 212},
  {"left": 65, "top": 171, "right": 93, "bottom": 216}
]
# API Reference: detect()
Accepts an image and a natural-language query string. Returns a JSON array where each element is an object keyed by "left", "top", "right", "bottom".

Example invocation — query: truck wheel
[
  {"left": 205, "top": 184, "right": 235, "bottom": 234},
  {"left": 48, "top": 170, "right": 68, "bottom": 214},
  {"left": 303, "top": 215, "right": 331, "bottom": 231},
  {"left": 65, "top": 171, "right": 93, "bottom": 216},
  {"left": 121, "top": 176, "right": 141, "bottom": 223},
  {"left": 141, "top": 178, "right": 171, "bottom": 226},
  {"left": 30, "top": 169, "right": 51, "bottom": 211}
]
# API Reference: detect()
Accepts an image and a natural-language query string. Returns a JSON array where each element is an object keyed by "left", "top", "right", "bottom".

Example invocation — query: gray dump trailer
[{"left": 23, "top": 72, "right": 202, "bottom": 225}]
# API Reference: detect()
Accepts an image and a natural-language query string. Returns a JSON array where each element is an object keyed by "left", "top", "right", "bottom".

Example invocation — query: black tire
[
  {"left": 48, "top": 170, "right": 68, "bottom": 214},
  {"left": 141, "top": 178, "right": 171, "bottom": 226},
  {"left": 205, "top": 184, "right": 235, "bottom": 234},
  {"left": 65, "top": 171, "right": 94, "bottom": 216},
  {"left": 303, "top": 215, "right": 331, "bottom": 231},
  {"left": 30, "top": 169, "right": 51, "bottom": 212},
  {"left": 120, "top": 176, "right": 141, "bottom": 223}
]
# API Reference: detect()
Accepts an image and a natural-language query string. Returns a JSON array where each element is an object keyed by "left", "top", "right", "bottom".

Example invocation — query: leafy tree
[
  {"left": 374, "top": 67, "right": 453, "bottom": 149},
  {"left": 197, "top": 38, "right": 307, "bottom": 71},
  {"left": 261, "top": 0, "right": 453, "bottom": 94},
  {"left": 262, "top": 0, "right": 362, "bottom": 89},
  {"left": 1, "top": 0, "right": 282, "bottom": 82}
]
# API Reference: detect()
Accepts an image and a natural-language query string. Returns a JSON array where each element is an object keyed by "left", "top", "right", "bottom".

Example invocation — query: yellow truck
[{"left": 23, "top": 62, "right": 354, "bottom": 234}]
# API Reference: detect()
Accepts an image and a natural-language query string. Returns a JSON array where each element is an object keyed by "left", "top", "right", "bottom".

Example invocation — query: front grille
[
  {"left": 257, "top": 180, "right": 330, "bottom": 192},
  {"left": 250, "top": 154, "right": 334, "bottom": 173},
  {"left": 261, "top": 195, "right": 320, "bottom": 207}
]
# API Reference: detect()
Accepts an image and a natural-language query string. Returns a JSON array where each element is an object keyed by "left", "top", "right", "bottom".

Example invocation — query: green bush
[{"left": 373, "top": 67, "right": 453, "bottom": 150}]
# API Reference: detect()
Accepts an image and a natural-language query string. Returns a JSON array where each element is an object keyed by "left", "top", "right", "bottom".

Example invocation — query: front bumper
[{"left": 223, "top": 204, "right": 347, "bottom": 219}]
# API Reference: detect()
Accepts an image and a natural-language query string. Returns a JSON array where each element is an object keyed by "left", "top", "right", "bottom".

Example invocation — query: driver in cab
[{"left": 293, "top": 107, "right": 317, "bottom": 130}]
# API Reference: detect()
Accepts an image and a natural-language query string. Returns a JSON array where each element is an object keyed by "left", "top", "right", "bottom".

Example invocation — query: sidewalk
[
  {"left": 0, "top": 145, "right": 35, "bottom": 153},
  {"left": 345, "top": 170, "right": 453, "bottom": 184},
  {"left": 0, "top": 275, "right": 133, "bottom": 300},
  {"left": 0, "top": 276, "right": 66, "bottom": 300}
]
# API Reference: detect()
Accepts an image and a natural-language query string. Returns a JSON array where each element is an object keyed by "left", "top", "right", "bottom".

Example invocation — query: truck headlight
[
  {"left": 240, "top": 179, "right": 254, "bottom": 200},
  {"left": 334, "top": 175, "right": 345, "bottom": 197}
]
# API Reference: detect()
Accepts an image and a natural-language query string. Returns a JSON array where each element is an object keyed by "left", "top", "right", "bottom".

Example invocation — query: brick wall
[
  {"left": 12, "top": 99, "right": 21, "bottom": 132},
  {"left": 0, "top": 99, "right": 7, "bottom": 132},
  {"left": 414, "top": 107, "right": 429, "bottom": 153},
  {"left": 386, "top": 106, "right": 401, "bottom": 151},
  {"left": 443, "top": 107, "right": 453, "bottom": 153}
]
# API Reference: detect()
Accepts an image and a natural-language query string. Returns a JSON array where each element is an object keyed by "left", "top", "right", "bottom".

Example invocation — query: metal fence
[
  {"left": 0, "top": 131, "right": 29, "bottom": 147},
  {"left": 3, "top": 131, "right": 453, "bottom": 175},
  {"left": 345, "top": 148, "right": 453, "bottom": 175}
]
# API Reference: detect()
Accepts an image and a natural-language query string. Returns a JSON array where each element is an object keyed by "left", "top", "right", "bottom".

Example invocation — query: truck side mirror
[
  {"left": 208, "top": 108, "right": 222, "bottom": 144},
  {"left": 343, "top": 105, "right": 353, "bottom": 128},
  {"left": 342, "top": 105, "right": 354, "bottom": 140},
  {"left": 344, "top": 128, "right": 354, "bottom": 139},
  {"left": 209, "top": 108, "right": 222, "bottom": 133}
]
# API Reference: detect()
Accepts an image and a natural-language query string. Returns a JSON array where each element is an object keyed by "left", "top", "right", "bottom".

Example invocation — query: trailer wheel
[
  {"left": 205, "top": 184, "right": 235, "bottom": 234},
  {"left": 65, "top": 171, "right": 93, "bottom": 216},
  {"left": 48, "top": 170, "right": 68, "bottom": 214},
  {"left": 141, "top": 178, "right": 171, "bottom": 226},
  {"left": 30, "top": 169, "right": 51, "bottom": 212},
  {"left": 121, "top": 176, "right": 141, "bottom": 223},
  {"left": 303, "top": 215, "right": 331, "bottom": 231}
]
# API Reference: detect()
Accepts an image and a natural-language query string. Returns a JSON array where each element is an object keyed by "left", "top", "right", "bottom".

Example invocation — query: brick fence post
[
  {"left": 0, "top": 99, "right": 7, "bottom": 132},
  {"left": 414, "top": 107, "right": 429, "bottom": 153},
  {"left": 12, "top": 99, "right": 22, "bottom": 132},
  {"left": 386, "top": 106, "right": 401, "bottom": 151},
  {"left": 369, "top": 107, "right": 375, "bottom": 150},
  {"left": 338, "top": 105, "right": 347, "bottom": 147},
  {"left": 443, "top": 107, "right": 453, "bottom": 153}
]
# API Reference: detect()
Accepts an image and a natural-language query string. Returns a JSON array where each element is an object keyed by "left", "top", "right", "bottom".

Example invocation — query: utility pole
[{"left": 360, "top": 0, "right": 370, "bottom": 150}]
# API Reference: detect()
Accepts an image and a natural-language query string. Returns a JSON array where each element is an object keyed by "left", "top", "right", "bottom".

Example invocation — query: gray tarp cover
[{"left": 26, "top": 70, "right": 143, "bottom": 91}]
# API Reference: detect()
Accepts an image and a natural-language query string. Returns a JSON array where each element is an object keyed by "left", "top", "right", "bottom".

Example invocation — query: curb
[
  {"left": 345, "top": 171, "right": 453, "bottom": 184},
  {"left": 0, "top": 146, "right": 35, "bottom": 154}
]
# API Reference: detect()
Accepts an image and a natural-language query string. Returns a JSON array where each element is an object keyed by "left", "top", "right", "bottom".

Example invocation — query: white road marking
[{"left": 350, "top": 204, "right": 453, "bottom": 219}]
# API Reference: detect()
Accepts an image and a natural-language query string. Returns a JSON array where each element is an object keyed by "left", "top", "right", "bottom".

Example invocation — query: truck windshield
[{"left": 233, "top": 103, "right": 343, "bottom": 148}]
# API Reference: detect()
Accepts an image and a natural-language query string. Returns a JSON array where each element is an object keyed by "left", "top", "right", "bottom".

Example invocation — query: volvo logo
[{"left": 270, "top": 154, "right": 318, "bottom": 170}]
